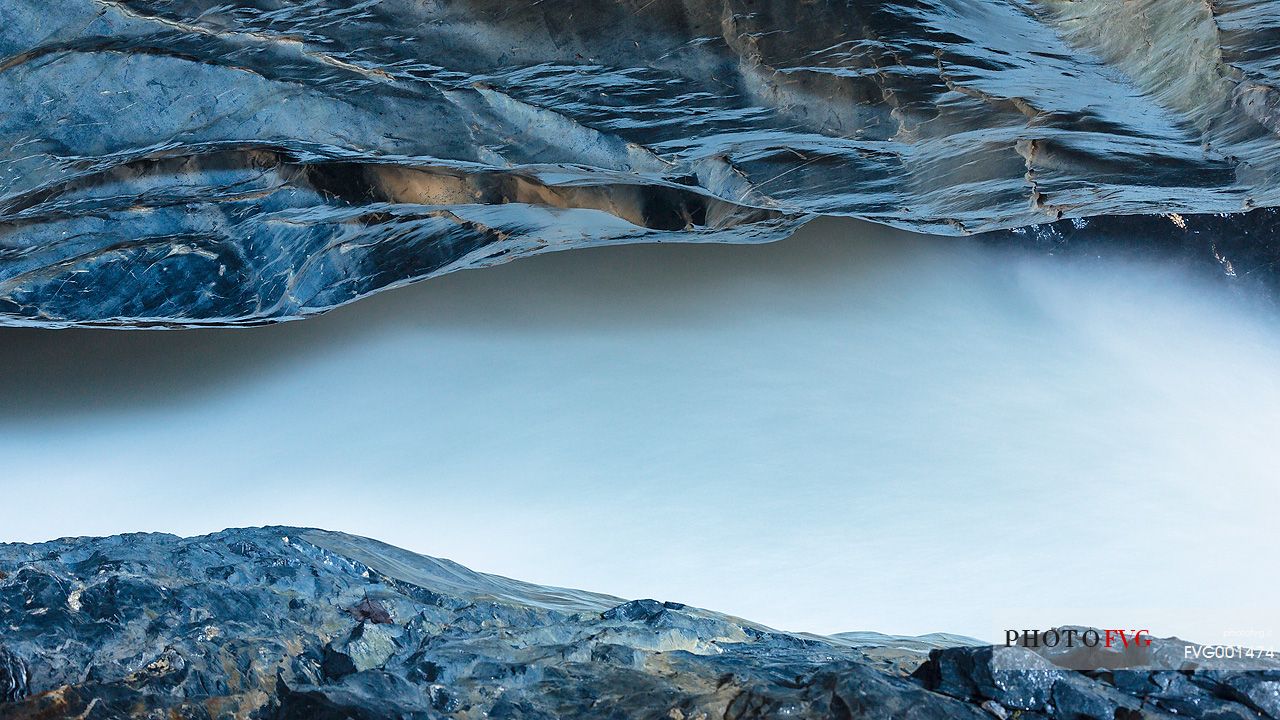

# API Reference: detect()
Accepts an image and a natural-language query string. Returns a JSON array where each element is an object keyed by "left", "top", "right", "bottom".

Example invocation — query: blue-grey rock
[
  {"left": 1, "top": 0, "right": 1279, "bottom": 326},
  {"left": 0, "top": 645, "right": 29, "bottom": 704},
  {"left": 1226, "top": 674, "right": 1280, "bottom": 719},
  {"left": 0, "top": 528, "right": 1276, "bottom": 719},
  {"left": 916, "top": 641, "right": 1280, "bottom": 720},
  {"left": 1112, "top": 671, "right": 1259, "bottom": 720},
  {"left": 912, "top": 645, "right": 1066, "bottom": 711}
]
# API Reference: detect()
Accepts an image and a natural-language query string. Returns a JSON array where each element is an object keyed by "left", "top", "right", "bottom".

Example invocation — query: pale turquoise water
[{"left": 1, "top": 218, "right": 1277, "bottom": 644}]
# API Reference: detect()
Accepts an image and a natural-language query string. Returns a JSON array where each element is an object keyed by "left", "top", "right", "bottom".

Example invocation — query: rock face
[
  {"left": 0, "top": 528, "right": 1277, "bottom": 719},
  {"left": 1, "top": 0, "right": 1279, "bottom": 326}
]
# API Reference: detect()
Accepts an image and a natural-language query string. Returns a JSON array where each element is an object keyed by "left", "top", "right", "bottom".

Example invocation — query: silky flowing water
[{"left": 1, "top": 218, "right": 1276, "bottom": 646}]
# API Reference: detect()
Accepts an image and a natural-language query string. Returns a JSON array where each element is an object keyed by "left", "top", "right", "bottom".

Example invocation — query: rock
[
  {"left": 1225, "top": 674, "right": 1280, "bottom": 719},
  {"left": 0, "top": 527, "right": 977, "bottom": 718},
  {"left": 349, "top": 597, "right": 394, "bottom": 625},
  {"left": 602, "top": 598, "right": 674, "bottom": 622},
  {"left": 328, "top": 622, "right": 402, "bottom": 675},
  {"left": 985, "top": 208, "right": 1280, "bottom": 302},
  {"left": 1109, "top": 670, "right": 1258, "bottom": 719},
  {"left": 0, "top": 645, "right": 29, "bottom": 703},
  {"left": 1049, "top": 674, "right": 1143, "bottom": 720},
  {"left": 913, "top": 646, "right": 1065, "bottom": 711},
  {"left": 0, "top": 527, "right": 1275, "bottom": 719},
  {"left": 916, "top": 640, "right": 1280, "bottom": 720},
  {"left": 980, "top": 700, "right": 1009, "bottom": 719},
  {"left": 1, "top": 0, "right": 1279, "bottom": 326}
]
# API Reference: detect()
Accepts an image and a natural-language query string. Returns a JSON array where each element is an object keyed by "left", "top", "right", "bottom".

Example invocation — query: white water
[{"left": 1, "top": 217, "right": 1277, "bottom": 645}]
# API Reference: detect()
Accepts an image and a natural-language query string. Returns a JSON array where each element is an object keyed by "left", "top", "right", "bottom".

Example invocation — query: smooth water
[{"left": 1, "top": 217, "right": 1277, "bottom": 645}]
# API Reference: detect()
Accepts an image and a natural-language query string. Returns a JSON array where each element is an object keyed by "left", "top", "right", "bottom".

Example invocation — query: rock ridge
[{"left": 1, "top": 527, "right": 1277, "bottom": 719}]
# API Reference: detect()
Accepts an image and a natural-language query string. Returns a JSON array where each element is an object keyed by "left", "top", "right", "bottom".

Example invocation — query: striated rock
[
  {"left": 1, "top": 0, "right": 1279, "bottom": 326},
  {"left": 0, "top": 646, "right": 29, "bottom": 704},
  {"left": 0, "top": 527, "right": 1277, "bottom": 719}
]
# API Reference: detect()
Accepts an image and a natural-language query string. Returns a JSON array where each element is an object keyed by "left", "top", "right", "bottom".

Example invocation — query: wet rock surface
[
  {"left": 916, "top": 641, "right": 1280, "bottom": 720},
  {"left": 2, "top": 0, "right": 1279, "bottom": 326},
  {"left": 0, "top": 527, "right": 1277, "bottom": 719},
  {"left": 984, "top": 207, "right": 1280, "bottom": 300}
]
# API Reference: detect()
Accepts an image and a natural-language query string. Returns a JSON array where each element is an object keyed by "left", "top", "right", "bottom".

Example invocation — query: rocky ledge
[
  {"left": 0, "top": 528, "right": 1276, "bottom": 719},
  {"left": 3, "top": 0, "right": 1280, "bottom": 326}
]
